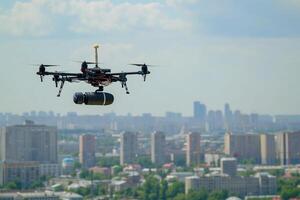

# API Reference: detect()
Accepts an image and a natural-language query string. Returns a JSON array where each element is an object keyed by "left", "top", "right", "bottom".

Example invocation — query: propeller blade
[
  {"left": 129, "top": 63, "right": 144, "bottom": 66},
  {"left": 129, "top": 63, "right": 158, "bottom": 67},
  {"left": 30, "top": 64, "right": 60, "bottom": 67},
  {"left": 43, "top": 64, "right": 60, "bottom": 67}
]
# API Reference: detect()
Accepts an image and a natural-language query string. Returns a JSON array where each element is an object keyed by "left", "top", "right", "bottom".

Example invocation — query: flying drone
[{"left": 35, "top": 44, "right": 151, "bottom": 105}]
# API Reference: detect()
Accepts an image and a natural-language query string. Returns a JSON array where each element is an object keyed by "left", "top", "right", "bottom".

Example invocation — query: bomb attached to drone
[
  {"left": 34, "top": 44, "right": 152, "bottom": 105},
  {"left": 73, "top": 92, "right": 114, "bottom": 105}
]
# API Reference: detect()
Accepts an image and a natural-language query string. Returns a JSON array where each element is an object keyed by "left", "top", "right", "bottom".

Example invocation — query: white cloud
[
  {"left": 49, "top": 0, "right": 190, "bottom": 32},
  {"left": 0, "top": 0, "right": 191, "bottom": 36},
  {"left": 165, "top": 0, "right": 200, "bottom": 7},
  {"left": 0, "top": 0, "right": 52, "bottom": 36}
]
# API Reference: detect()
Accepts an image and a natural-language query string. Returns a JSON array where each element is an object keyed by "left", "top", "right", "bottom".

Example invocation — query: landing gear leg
[
  {"left": 57, "top": 80, "right": 65, "bottom": 97},
  {"left": 124, "top": 82, "right": 130, "bottom": 94}
]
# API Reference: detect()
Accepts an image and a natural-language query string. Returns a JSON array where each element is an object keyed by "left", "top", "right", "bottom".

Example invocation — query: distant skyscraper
[
  {"left": 193, "top": 101, "right": 207, "bottom": 122},
  {"left": 224, "top": 132, "right": 261, "bottom": 163},
  {"left": 207, "top": 110, "right": 224, "bottom": 131},
  {"left": 120, "top": 131, "right": 137, "bottom": 165},
  {"left": 224, "top": 103, "right": 233, "bottom": 130},
  {"left": 260, "top": 134, "right": 276, "bottom": 165},
  {"left": 151, "top": 131, "right": 166, "bottom": 165},
  {"left": 221, "top": 157, "right": 237, "bottom": 176},
  {"left": 0, "top": 121, "right": 57, "bottom": 163},
  {"left": 277, "top": 132, "right": 300, "bottom": 165},
  {"left": 186, "top": 132, "right": 201, "bottom": 167},
  {"left": 79, "top": 134, "right": 96, "bottom": 168}
]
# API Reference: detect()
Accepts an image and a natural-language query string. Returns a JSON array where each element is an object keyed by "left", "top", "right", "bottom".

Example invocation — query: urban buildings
[
  {"left": 0, "top": 161, "right": 40, "bottom": 188},
  {"left": 0, "top": 120, "right": 57, "bottom": 163},
  {"left": 185, "top": 173, "right": 277, "bottom": 198},
  {"left": 207, "top": 110, "right": 224, "bottom": 131},
  {"left": 0, "top": 191, "right": 83, "bottom": 200},
  {"left": 79, "top": 134, "right": 96, "bottom": 168},
  {"left": 0, "top": 121, "right": 58, "bottom": 186},
  {"left": 277, "top": 131, "right": 300, "bottom": 165},
  {"left": 224, "top": 133, "right": 278, "bottom": 165},
  {"left": 186, "top": 132, "right": 201, "bottom": 167},
  {"left": 260, "top": 134, "right": 276, "bottom": 165},
  {"left": 1, "top": 106, "right": 300, "bottom": 134},
  {"left": 224, "top": 103, "right": 233, "bottom": 130},
  {"left": 62, "top": 157, "right": 75, "bottom": 175},
  {"left": 151, "top": 131, "right": 166, "bottom": 165},
  {"left": 193, "top": 101, "right": 206, "bottom": 122},
  {"left": 224, "top": 132, "right": 261, "bottom": 163},
  {"left": 186, "top": 160, "right": 277, "bottom": 197},
  {"left": 221, "top": 157, "right": 237, "bottom": 176},
  {"left": 120, "top": 132, "right": 137, "bottom": 165}
]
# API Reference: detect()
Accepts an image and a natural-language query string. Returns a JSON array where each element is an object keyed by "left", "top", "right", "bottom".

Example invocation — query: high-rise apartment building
[
  {"left": 0, "top": 121, "right": 57, "bottom": 163},
  {"left": 260, "top": 134, "right": 276, "bottom": 165},
  {"left": 79, "top": 134, "right": 96, "bottom": 168},
  {"left": 120, "top": 132, "right": 137, "bottom": 165},
  {"left": 186, "top": 132, "right": 201, "bottom": 167},
  {"left": 221, "top": 157, "right": 237, "bottom": 176},
  {"left": 224, "top": 133, "right": 261, "bottom": 163},
  {"left": 277, "top": 132, "right": 300, "bottom": 165},
  {"left": 151, "top": 131, "right": 166, "bottom": 165}
]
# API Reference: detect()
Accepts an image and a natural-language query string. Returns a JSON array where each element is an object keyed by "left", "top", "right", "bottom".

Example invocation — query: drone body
[{"left": 36, "top": 44, "right": 150, "bottom": 105}]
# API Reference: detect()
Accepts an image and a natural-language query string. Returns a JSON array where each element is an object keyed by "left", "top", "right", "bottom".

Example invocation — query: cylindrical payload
[
  {"left": 73, "top": 92, "right": 84, "bottom": 104},
  {"left": 73, "top": 92, "right": 114, "bottom": 105}
]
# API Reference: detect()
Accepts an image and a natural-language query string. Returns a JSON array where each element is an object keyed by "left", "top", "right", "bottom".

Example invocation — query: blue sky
[{"left": 0, "top": 0, "right": 300, "bottom": 116}]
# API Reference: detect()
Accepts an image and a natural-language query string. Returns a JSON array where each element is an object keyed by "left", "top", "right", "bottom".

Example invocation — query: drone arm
[{"left": 108, "top": 71, "right": 143, "bottom": 76}]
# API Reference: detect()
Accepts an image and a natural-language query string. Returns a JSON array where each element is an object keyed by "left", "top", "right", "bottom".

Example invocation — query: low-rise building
[
  {"left": 0, "top": 161, "right": 40, "bottom": 187},
  {"left": 40, "top": 163, "right": 61, "bottom": 177},
  {"left": 185, "top": 173, "right": 277, "bottom": 198},
  {"left": 0, "top": 191, "right": 82, "bottom": 200},
  {"left": 110, "top": 180, "right": 128, "bottom": 192},
  {"left": 89, "top": 166, "right": 111, "bottom": 176},
  {"left": 0, "top": 192, "right": 58, "bottom": 200}
]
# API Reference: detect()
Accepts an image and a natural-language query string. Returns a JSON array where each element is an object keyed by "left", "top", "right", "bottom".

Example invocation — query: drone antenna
[{"left": 94, "top": 44, "right": 99, "bottom": 68}]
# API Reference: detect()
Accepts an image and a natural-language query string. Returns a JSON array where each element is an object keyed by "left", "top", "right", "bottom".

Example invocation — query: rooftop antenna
[{"left": 94, "top": 44, "right": 99, "bottom": 68}]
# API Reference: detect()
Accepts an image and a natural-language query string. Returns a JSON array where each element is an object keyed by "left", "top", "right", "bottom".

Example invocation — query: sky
[{"left": 1, "top": 0, "right": 300, "bottom": 116}]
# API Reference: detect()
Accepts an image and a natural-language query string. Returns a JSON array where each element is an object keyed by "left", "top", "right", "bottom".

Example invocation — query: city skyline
[
  {"left": 1, "top": 0, "right": 300, "bottom": 115},
  {"left": 2, "top": 100, "right": 300, "bottom": 117}
]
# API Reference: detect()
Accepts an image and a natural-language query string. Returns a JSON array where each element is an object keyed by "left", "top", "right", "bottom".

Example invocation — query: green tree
[
  {"left": 186, "top": 188, "right": 208, "bottom": 200},
  {"left": 208, "top": 190, "right": 228, "bottom": 200},
  {"left": 173, "top": 193, "right": 186, "bottom": 200},
  {"left": 139, "top": 176, "right": 161, "bottom": 200},
  {"left": 73, "top": 161, "right": 81, "bottom": 169},
  {"left": 4, "top": 180, "right": 22, "bottom": 190},
  {"left": 29, "top": 180, "right": 43, "bottom": 189},
  {"left": 166, "top": 181, "right": 184, "bottom": 199},
  {"left": 98, "top": 156, "right": 119, "bottom": 167},
  {"left": 136, "top": 155, "right": 155, "bottom": 168},
  {"left": 79, "top": 169, "right": 90, "bottom": 179},
  {"left": 160, "top": 180, "right": 168, "bottom": 200}
]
